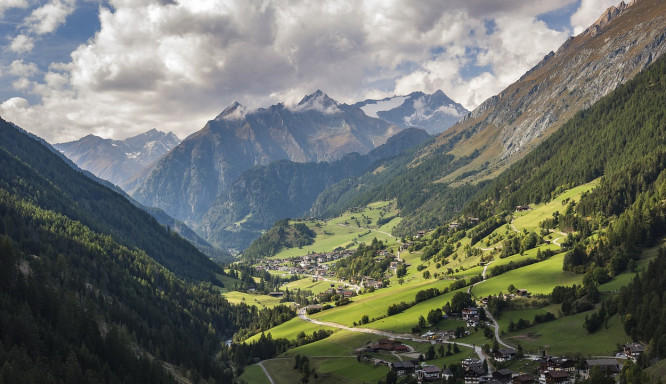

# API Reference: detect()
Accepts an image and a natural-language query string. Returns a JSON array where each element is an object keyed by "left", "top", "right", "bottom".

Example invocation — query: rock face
[
  {"left": 355, "top": 90, "right": 468, "bottom": 135},
  {"left": 54, "top": 129, "right": 180, "bottom": 186},
  {"left": 429, "top": 0, "right": 666, "bottom": 181},
  {"left": 129, "top": 91, "right": 402, "bottom": 224}
]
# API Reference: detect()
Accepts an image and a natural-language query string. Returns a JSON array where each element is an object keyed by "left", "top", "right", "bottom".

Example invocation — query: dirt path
[{"left": 257, "top": 360, "right": 277, "bottom": 384}]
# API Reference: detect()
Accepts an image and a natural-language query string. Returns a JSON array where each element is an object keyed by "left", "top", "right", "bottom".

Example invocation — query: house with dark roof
[
  {"left": 585, "top": 359, "right": 621, "bottom": 377},
  {"left": 512, "top": 373, "right": 537, "bottom": 384},
  {"left": 390, "top": 361, "right": 415, "bottom": 376},
  {"left": 544, "top": 370, "right": 571, "bottom": 384},
  {"left": 464, "top": 366, "right": 486, "bottom": 384},
  {"left": 416, "top": 365, "right": 441, "bottom": 381},
  {"left": 492, "top": 368, "right": 514, "bottom": 383},
  {"left": 623, "top": 343, "right": 645, "bottom": 361},
  {"left": 494, "top": 348, "right": 517, "bottom": 362}
]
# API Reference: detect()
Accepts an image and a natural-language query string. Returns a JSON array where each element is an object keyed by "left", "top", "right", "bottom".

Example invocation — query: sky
[{"left": 0, "top": 0, "right": 622, "bottom": 143}]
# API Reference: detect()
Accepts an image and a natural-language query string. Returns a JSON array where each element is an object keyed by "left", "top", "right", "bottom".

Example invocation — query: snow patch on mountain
[{"left": 359, "top": 96, "right": 408, "bottom": 118}]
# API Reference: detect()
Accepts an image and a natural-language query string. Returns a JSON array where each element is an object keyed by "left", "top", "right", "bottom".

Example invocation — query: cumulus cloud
[
  {"left": 9, "top": 60, "right": 39, "bottom": 77},
  {"left": 25, "top": 0, "right": 77, "bottom": 35},
  {"left": 10, "top": 34, "right": 35, "bottom": 54},
  {"left": 0, "top": 0, "right": 621, "bottom": 143},
  {"left": 571, "top": 0, "right": 619, "bottom": 35}
]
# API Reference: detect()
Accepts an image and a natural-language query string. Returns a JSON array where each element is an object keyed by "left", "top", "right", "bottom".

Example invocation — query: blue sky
[{"left": 0, "top": 0, "right": 620, "bottom": 142}]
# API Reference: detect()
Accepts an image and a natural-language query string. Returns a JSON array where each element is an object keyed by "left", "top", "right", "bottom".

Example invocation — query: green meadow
[{"left": 222, "top": 291, "right": 284, "bottom": 308}]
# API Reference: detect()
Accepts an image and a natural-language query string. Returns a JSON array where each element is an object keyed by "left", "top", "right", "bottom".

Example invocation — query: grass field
[
  {"left": 239, "top": 364, "right": 271, "bottom": 384},
  {"left": 222, "top": 291, "right": 283, "bottom": 308},
  {"left": 281, "top": 277, "right": 339, "bottom": 295},
  {"left": 270, "top": 201, "right": 401, "bottom": 259},
  {"left": 246, "top": 317, "right": 337, "bottom": 343},
  {"left": 504, "top": 312, "right": 627, "bottom": 356},
  {"left": 511, "top": 180, "right": 599, "bottom": 233},
  {"left": 284, "top": 331, "right": 381, "bottom": 357},
  {"left": 472, "top": 253, "right": 584, "bottom": 298},
  {"left": 311, "top": 277, "right": 458, "bottom": 326},
  {"left": 258, "top": 356, "right": 389, "bottom": 384}
]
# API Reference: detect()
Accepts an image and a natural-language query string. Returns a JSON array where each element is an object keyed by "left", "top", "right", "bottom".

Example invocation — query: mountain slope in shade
[
  {"left": 129, "top": 90, "right": 402, "bottom": 224},
  {"left": 199, "top": 127, "right": 431, "bottom": 250},
  {"left": 355, "top": 90, "right": 468, "bottom": 135},
  {"left": 310, "top": 0, "right": 666, "bottom": 234},
  {"left": 54, "top": 128, "right": 180, "bottom": 186},
  {"left": 0, "top": 118, "right": 221, "bottom": 281}
]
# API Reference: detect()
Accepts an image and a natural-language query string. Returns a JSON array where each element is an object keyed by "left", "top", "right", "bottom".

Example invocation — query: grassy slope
[
  {"left": 270, "top": 201, "right": 401, "bottom": 259},
  {"left": 221, "top": 291, "right": 284, "bottom": 308},
  {"left": 239, "top": 364, "right": 271, "bottom": 384}
]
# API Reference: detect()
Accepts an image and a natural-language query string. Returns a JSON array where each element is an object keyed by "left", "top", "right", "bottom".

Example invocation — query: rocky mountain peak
[
  {"left": 293, "top": 90, "right": 340, "bottom": 114},
  {"left": 216, "top": 101, "right": 247, "bottom": 121}
]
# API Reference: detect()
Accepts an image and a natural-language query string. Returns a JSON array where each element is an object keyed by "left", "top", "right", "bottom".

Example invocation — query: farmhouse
[
  {"left": 462, "top": 307, "right": 478, "bottom": 320},
  {"left": 515, "top": 205, "right": 531, "bottom": 212},
  {"left": 389, "top": 361, "right": 415, "bottom": 376},
  {"left": 494, "top": 348, "right": 517, "bottom": 362},
  {"left": 464, "top": 366, "right": 485, "bottom": 384},
  {"left": 584, "top": 359, "right": 621, "bottom": 377},
  {"left": 375, "top": 339, "right": 401, "bottom": 351},
  {"left": 416, "top": 365, "right": 441, "bottom": 381},
  {"left": 512, "top": 373, "right": 537, "bottom": 384},
  {"left": 543, "top": 370, "right": 571, "bottom": 384},
  {"left": 623, "top": 342, "right": 645, "bottom": 361},
  {"left": 492, "top": 368, "right": 514, "bottom": 383}
]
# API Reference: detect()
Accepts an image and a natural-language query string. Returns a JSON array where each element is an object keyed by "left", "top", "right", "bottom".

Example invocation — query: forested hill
[
  {"left": 467, "top": 49, "right": 666, "bottom": 215},
  {"left": 0, "top": 118, "right": 221, "bottom": 281}
]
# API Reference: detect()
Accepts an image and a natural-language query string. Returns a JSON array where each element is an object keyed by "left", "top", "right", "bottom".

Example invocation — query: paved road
[{"left": 297, "top": 308, "right": 487, "bottom": 362}]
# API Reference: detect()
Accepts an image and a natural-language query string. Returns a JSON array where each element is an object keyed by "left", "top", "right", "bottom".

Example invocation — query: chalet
[
  {"left": 466, "top": 317, "right": 480, "bottom": 327},
  {"left": 540, "top": 357, "right": 575, "bottom": 372},
  {"left": 441, "top": 368, "right": 454, "bottom": 381},
  {"left": 462, "top": 307, "right": 479, "bottom": 320},
  {"left": 512, "top": 374, "right": 537, "bottom": 384},
  {"left": 544, "top": 370, "right": 571, "bottom": 384},
  {"left": 461, "top": 358, "right": 483, "bottom": 370},
  {"left": 515, "top": 205, "right": 531, "bottom": 212},
  {"left": 377, "top": 339, "right": 401, "bottom": 351},
  {"left": 623, "top": 343, "right": 645, "bottom": 361},
  {"left": 464, "top": 366, "right": 485, "bottom": 384},
  {"left": 416, "top": 365, "right": 441, "bottom": 381},
  {"left": 585, "top": 359, "right": 621, "bottom": 377},
  {"left": 390, "top": 361, "right": 415, "bottom": 376},
  {"left": 469, "top": 217, "right": 480, "bottom": 224},
  {"left": 341, "top": 290, "right": 354, "bottom": 298},
  {"left": 515, "top": 289, "right": 529, "bottom": 297},
  {"left": 492, "top": 368, "right": 514, "bottom": 383},
  {"left": 416, "top": 231, "right": 426, "bottom": 238},
  {"left": 449, "top": 222, "right": 461, "bottom": 230},
  {"left": 494, "top": 348, "right": 517, "bottom": 362}
]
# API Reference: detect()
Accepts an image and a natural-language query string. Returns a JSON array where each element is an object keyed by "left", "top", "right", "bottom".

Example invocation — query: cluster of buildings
[{"left": 254, "top": 250, "right": 354, "bottom": 277}]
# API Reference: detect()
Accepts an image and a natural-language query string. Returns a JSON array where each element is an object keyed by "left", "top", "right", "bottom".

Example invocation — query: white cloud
[
  {"left": 9, "top": 60, "right": 39, "bottom": 77},
  {"left": 10, "top": 34, "right": 35, "bottom": 54},
  {"left": 0, "top": 0, "right": 618, "bottom": 143},
  {"left": 571, "top": 0, "right": 620, "bottom": 35},
  {"left": 25, "top": 0, "right": 77, "bottom": 35},
  {"left": 0, "top": 0, "right": 28, "bottom": 17}
]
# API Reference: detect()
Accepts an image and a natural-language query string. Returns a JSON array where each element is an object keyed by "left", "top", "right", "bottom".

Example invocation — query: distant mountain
[
  {"left": 199, "top": 127, "right": 431, "bottom": 250},
  {"left": 54, "top": 128, "right": 180, "bottom": 186},
  {"left": 355, "top": 90, "right": 468, "bottom": 134},
  {"left": 129, "top": 90, "right": 402, "bottom": 224},
  {"left": 310, "top": 0, "right": 666, "bottom": 234}
]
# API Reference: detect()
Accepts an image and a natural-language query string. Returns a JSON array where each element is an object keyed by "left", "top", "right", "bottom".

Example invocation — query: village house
[
  {"left": 515, "top": 205, "right": 531, "bottom": 212},
  {"left": 462, "top": 307, "right": 479, "bottom": 320},
  {"left": 389, "top": 361, "right": 415, "bottom": 376},
  {"left": 540, "top": 357, "right": 575, "bottom": 372},
  {"left": 584, "top": 359, "right": 621, "bottom": 377},
  {"left": 441, "top": 368, "right": 454, "bottom": 381},
  {"left": 464, "top": 366, "right": 485, "bottom": 384},
  {"left": 416, "top": 365, "right": 441, "bottom": 382},
  {"left": 543, "top": 370, "right": 571, "bottom": 384},
  {"left": 492, "top": 368, "right": 514, "bottom": 383},
  {"left": 494, "top": 348, "right": 517, "bottom": 362},
  {"left": 512, "top": 374, "right": 537, "bottom": 384},
  {"left": 623, "top": 343, "right": 645, "bottom": 361},
  {"left": 466, "top": 317, "right": 480, "bottom": 327},
  {"left": 449, "top": 222, "right": 461, "bottom": 230}
]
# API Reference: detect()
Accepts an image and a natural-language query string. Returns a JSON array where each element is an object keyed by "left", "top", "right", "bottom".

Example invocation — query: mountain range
[
  {"left": 355, "top": 90, "right": 468, "bottom": 135},
  {"left": 54, "top": 128, "right": 180, "bottom": 187}
]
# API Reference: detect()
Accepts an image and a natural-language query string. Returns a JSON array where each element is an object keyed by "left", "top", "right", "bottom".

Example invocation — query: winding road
[{"left": 297, "top": 308, "right": 487, "bottom": 363}]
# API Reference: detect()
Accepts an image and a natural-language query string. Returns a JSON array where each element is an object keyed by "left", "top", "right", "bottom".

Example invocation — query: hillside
[
  {"left": 309, "top": 0, "right": 666, "bottom": 235},
  {"left": 54, "top": 129, "right": 180, "bottom": 187},
  {"left": 0, "top": 118, "right": 221, "bottom": 281},
  {"left": 199, "top": 128, "right": 430, "bottom": 250}
]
